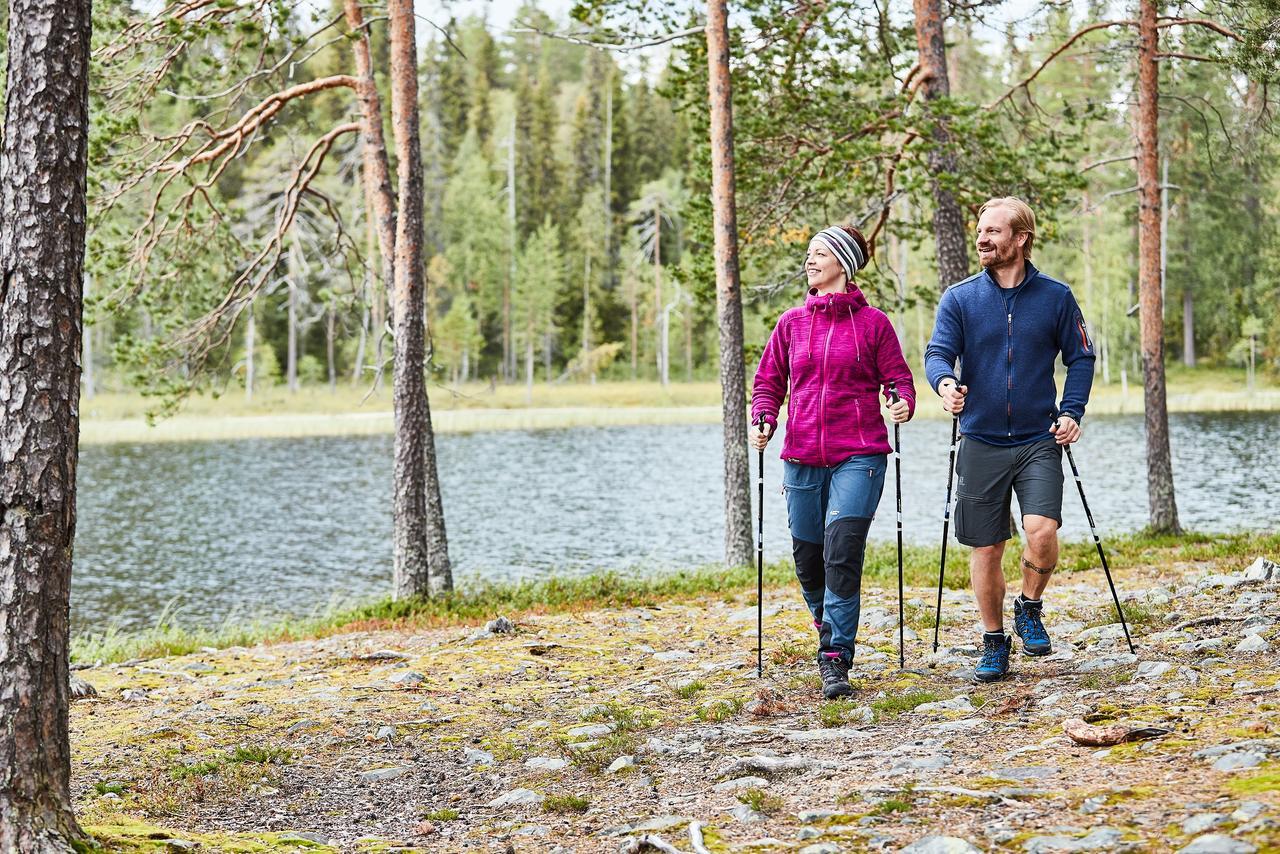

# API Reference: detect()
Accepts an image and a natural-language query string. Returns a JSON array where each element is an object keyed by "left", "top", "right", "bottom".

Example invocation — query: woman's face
[{"left": 805, "top": 238, "right": 847, "bottom": 293}]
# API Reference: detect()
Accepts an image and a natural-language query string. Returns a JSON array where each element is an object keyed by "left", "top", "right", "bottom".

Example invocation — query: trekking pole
[
  {"left": 933, "top": 415, "right": 959, "bottom": 653},
  {"left": 1059, "top": 418, "right": 1136, "bottom": 655},
  {"left": 888, "top": 382, "right": 905, "bottom": 669},
  {"left": 756, "top": 414, "right": 767, "bottom": 678}
]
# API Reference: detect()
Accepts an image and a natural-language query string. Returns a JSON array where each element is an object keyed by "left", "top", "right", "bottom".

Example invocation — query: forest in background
[{"left": 53, "top": 0, "right": 1280, "bottom": 405}]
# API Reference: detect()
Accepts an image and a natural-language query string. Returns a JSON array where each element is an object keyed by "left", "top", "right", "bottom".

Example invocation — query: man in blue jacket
[{"left": 925, "top": 197, "right": 1095, "bottom": 682}]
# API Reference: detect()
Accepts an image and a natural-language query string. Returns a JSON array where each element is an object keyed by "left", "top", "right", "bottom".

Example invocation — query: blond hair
[{"left": 979, "top": 197, "right": 1036, "bottom": 259}]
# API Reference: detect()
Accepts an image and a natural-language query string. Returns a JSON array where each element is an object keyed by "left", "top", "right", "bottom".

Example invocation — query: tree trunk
[
  {"left": 505, "top": 111, "right": 516, "bottom": 382},
  {"left": 246, "top": 300, "right": 256, "bottom": 400},
  {"left": 389, "top": 0, "right": 452, "bottom": 595},
  {"left": 346, "top": 0, "right": 397, "bottom": 324},
  {"left": 526, "top": 327, "right": 534, "bottom": 401},
  {"left": 1182, "top": 288, "right": 1195, "bottom": 367},
  {"left": 655, "top": 199, "right": 665, "bottom": 385},
  {"left": 1136, "top": 0, "right": 1180, "bottom": 534},
  {"left": 630, "top": 288, "right": 638, "bottom": 379},
  {"left": 912, "top": 0, "right": 970, "bottom": 289},
  {"left": 706, "top": 0, "right": 754, "bottom": 568},
  {"left": 0, "top": 0, "right": 92, "bottom": 848},
  {"left": 582, "top": 253, "right": 592, "bottom": 377}
]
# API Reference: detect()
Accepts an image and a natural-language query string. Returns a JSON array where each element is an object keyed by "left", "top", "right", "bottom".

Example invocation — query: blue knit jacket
[{"left": 924, "top": 262, "right": 1096, "bottom": 446}]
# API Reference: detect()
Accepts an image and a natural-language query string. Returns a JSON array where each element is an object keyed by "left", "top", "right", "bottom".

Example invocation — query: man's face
[{"left": 976, "top": 206, "right": 1024, "bottom": 269}]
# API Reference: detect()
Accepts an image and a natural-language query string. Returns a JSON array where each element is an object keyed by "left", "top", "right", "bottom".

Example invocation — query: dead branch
[
  {"left": 1156, "top": 51, "right": 1223, "bottom": 62},
  {"left": 1082, "top": 154, "right": 1136, "bottom": 171},
  {"left": 1157, "top": 17, "right": 1243, "bottom": 41},
  {"left": 509, "top": 22, "right": 707, "bottom": 52}
]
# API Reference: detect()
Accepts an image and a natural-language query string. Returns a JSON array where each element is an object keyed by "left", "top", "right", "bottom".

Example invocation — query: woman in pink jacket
[{"left": 750, "top": 225, "right": 915, "bottom": 699}]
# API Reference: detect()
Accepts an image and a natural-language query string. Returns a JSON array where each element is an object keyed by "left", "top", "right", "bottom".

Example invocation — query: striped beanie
[{"left": 813, "top": 226, "right": 868, "bottom": 280}]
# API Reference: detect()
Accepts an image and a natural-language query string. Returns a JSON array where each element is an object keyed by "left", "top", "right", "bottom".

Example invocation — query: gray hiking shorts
[{"left": 953, "top": 436, "right": 1063, "bottom": 548}]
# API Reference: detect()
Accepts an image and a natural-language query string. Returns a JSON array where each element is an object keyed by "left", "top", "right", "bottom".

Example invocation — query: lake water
[{"left": 73, "top": 411, "right": 1280, "bottom": 631}]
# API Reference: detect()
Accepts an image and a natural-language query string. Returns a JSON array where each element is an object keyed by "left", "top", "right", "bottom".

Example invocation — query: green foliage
[
  {"left": 871, "top": 691, "right": 940, "bottom": 719},
  {"left": 543, "top": 793, "right": 591, "bottom": 813},
  {"left": 736, "top": 787, "right": 784, "bottom": 815}
]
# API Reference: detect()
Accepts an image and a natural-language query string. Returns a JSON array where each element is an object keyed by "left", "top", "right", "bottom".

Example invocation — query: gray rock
[
  {"left": 525, "top": 756, "right": 568, "bottom": 771},
  {"left": 713, "top": 776, "right": 769, "bottom": 792},
  {"left": 387, "top": 670, "right": 425, "bottom": 685},
  {"left": 1234, "top": 635, "right": 1270, "bottom": 654},
  {"left": 1076, "top": 653, "right": 1137, "bottom": 672},
  {"left": 1134, "top": 661, "right": 1174, "bottom": 680},
  {"left": 728, "top": 804, "right": 765, "bottom": 823},
  {"left": 990, "top": 765, "right": 1060, "bottom": 782},
  {"left": 796, "top": 809, "right": 839, "bottom": 822},
  {"left": 627, "top": 815, "right": 690, "bottom": 833},
  {"left": 512, "top": 824, "right": 550, "bottom": 837},
  {"left": 798, "top": 844, "right": 842, "bottom": 854},
  {"left": 1179, "top": 638, "right": 1227, "bottom": 654},
  {"left": 606, "top": 755, "right": 635, "bottom": 774},
  {"left": 1239, "top": 591, "right": 1276, "bottom": 607},
  {"left": 1078, "top": 796, "right": 1106, "bottom": 815},
  {"left": 69, "top": 676, "right": 98, "bottom": 700},
  {"left": 487, "top": 788, "right": 544, "bottom": 808},
  {"left": 1212, "top": 752, "right": 1264, "bottom": 772},
  {"left": 1230, "top": 802, "right": 1267, "bottom": 822},
  {"left": 797, "top": 826, "right": 822, "bottom": 840},
  {"left": 1178, "top": 834, "right": 1257, "bottom": 854},
  {"left": 487, "top": 616, "right": 516, "bottom": 633},
  {"left": 900, "top": 836, "right": 983, "bottom": 854},
  {"left": 462, "top": 747, "right": 494, "bottom": 765},
  {"left": 783, "top": 725, "right": 874, "bottom": 742},
  {"left": 1199, "top": 574, "right": 1244, "bottom": 591},
  {"left": 160, "top": 841, "right": 198, "bottom": 853},
  {"left": 1242, "top": 557, "right": 1277, "bottom": 582},
  {"left": 1023, "top": 827, "right": 1124, "bottom": 852},
  {"left": 568, "top": 723, "right": 614, "bottom": 738},
  {"left": 914, "top": 696, "right": 975, "bottom": 715},
  {"left": 719, "top": 755, "right": 838, "bottom": 777},
  {"left": 375, "top": 725, "right": 395, "bottom": 740},
  {"left": 885, "top": 753, "right": 951, "bottom": 777},
  {"left": 924, "top": 718, "right": 989, "bottom": 734},
  {"left": 360, "top": 766, "right": 408, "bottom": 781},
  {"left": 654, "top": 650, "right": 694, "bottom": 662},
  {"left": 1183, "top": 814, "right": 1226, "bottom": 835},
  {"left": 357, "top": 649, "right": 409, "bottom": 661}
]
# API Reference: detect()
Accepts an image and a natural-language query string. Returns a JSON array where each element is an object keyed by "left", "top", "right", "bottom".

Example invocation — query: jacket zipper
[
  {"left": 819, "top": 300, "right": 835, "bottom": 466},
  {"left": 1006, "top": 310, "right": 1013, "bottom": 439}
]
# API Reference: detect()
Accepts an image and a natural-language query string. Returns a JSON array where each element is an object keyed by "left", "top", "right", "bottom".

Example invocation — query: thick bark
[
  {"left": 0, "top": 0, "right": 92, "bottom": 849},
  {"left": 1136, "top": 0, "right": 1180, "bottom": 533},
  {"left": 345, "top": 0, "right": 397, "bottom": 322},
  {"left": 706, "top": 0, "right": 754, "bottom": 568},
  {"left": 388, "top": 0, "right": 452, "bottom": 594},
  {"left": 912, "top": 0, "right": 970, "bottom": 289}
]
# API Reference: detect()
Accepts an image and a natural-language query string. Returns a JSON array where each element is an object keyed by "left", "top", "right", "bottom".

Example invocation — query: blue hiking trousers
[{"left": 784, "top": 453, "right": 887, "bottom": 661}]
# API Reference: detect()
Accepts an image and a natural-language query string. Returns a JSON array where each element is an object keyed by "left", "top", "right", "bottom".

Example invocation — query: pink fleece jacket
[{"left": 751, "top": 285, "right": 916, "bottom": 466}]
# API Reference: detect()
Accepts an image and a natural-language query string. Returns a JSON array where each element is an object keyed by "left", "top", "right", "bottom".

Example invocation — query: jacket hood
[{"left": 804, "top": 284, "right": 868, "bottom": 312}]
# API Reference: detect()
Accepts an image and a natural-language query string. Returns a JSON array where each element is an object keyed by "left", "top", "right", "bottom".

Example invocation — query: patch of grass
[
  {"left": 169, "top": 744, "right": 291, "bottom": 780},
  {"left": 770, "top": 638, "right": 811, "bottom": 666},
  {"left": 582, "top": 701, "right": 657, "bottom": 733},
  {"left": 1080, "top": 601, "right": 1163, "bottom": 630},
  {"left": 737, "top": 787, "right": 784, "bottom": 815},
  {"left": 673, "top": 679, "right": 706, "bottom": 699},
  {"left": 871, "top": 690, "right": 940, "bottom": 720},
  {"left": 92, "top": 781, "right": 127, "bottom": 796},
  {"left": 425, "top": 808, "right": 459, "bottom": 821},
  {"left": 1078, "top": 669, "right": 1135, "bottom": 690},
  {"left": 870, "top": 797, "right": 913, "bottom": 815},
  {"left": 1225, "top": 764, "right": 1280, "bottom": 796},
  {"left": 819, "top": 698, "right": 868, "bottom": 728},
  {"left": 72, "top": 529, "right": 1280, "bottom": 665},
  {"left": 560, "top": 732, "right": 640, "bottom": 774},
  {"left": 696, "top": 697, "right": 745, "bottom": 722},
  {"left": 543, "top": 794, "right": 591, "bottom": 814}
]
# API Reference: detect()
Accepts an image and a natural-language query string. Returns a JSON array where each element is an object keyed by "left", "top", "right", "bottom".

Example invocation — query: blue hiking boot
[
  {"left": 974, "top": 633, "right": 1013, "bottom": 682},
  {"left": 1014, "top": 596, "right": 1053, "bottom": 656}
]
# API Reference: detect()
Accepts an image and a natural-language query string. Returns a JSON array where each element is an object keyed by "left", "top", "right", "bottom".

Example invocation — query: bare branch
[
  {"left": 1082, "top": 154, "right": 1136, "bottom": 171},
  {"left": 509, "top": 22, "right": 707, "bottom": 53},
  {"left": 1156, "top": 17, "right": 1243, "bottom": 41},
  {"left": 1155, "top": 51, "right": 1223, "bottom": 62},
  {"left": 987, "top": 20, "right": 1137, "bottom": 110}
]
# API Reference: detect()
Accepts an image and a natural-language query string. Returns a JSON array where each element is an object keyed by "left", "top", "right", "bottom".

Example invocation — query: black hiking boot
[{"left": 817, "top": 650, "right": 852, "bottom": 699}]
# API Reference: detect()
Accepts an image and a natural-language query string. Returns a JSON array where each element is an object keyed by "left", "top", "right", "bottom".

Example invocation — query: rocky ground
[{"left": 73, "top": 552, "right": 1279, "bottom": 853}]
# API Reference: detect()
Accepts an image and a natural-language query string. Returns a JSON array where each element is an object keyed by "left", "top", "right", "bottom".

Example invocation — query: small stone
[
  {"left": 486, "top": 616, "right": 515, "bottom": 634},
  {"left": 989, "top": 765, "right": 1060, "bottom": 782},
  {"left": 727, "top": 804, "right": 765, "bottom": 823},
  {"left": 1023, "top": 827, "right": 1123, "bottom": 852},
  {"left": 1242, "top": 557, "right": 1277, "bottom": 582},
  {"left": 1183, "top": 814, "right": 1227, "bottom": 835},
  {"left": 885, "top": 753, "right": 951, "bottom": 776},
  {"left": 1076, "top": 653, "right": 1137, "bottom": 672},
  {"left": 783, "top": 725, "right": 874, "bottom": 742},
  {"left": 1134, "top": 661, "right": 1174, "bottom": 680},
  {"left": 360, "top": 766, "right": 408, "bottom": 781},
  {"left": 796, "top": 809, "right": 838, "bottom": 822},
  {"left": 798, "top": 844, "right": 842, "bottom": 854},
  {"left": 1235, "top": 635, "right": 1270, "bottom": 654},
  {"left": 375, "top": 725, "right": 395, "bottom": 740},
  {"left": 1231, "top": 802, "right": 1266, "bottom": 822},
  {"left": 714, "top": 776, "right": 770, "bottom": 792},
  {"left": 900, "top": 836, "right": 983, "bottom": 854},
  {"left": 654, "top": 650, "right": 694, "bottom": 661},
  {"left": 524, "top": 756, "right": 568, "bottom": 771},
  {"left": 797, "top": 826, "right": 822, "bottom": 840},
  {"left": 567, "top": 723, "right": 613, "bottom": 738},
  {"left": 462, "top": 747, "right": 494, "bottom": 765},
  {"left": 69, "top": 676, "right": 98, "bottom": 700},
  {"left": 924, "top": 718, "right": 989, "bottom": 734},
  {"left": 358, "top": 650, "right": 409, "bottom": 661},
  {"left": 161, "top": 841, "right": 198, "bottom": 853},
  {"left": 387, "top": 671, "right": 425, "bottom": 685},
  {"left": 1078, "top": 796, "right": 1106, "bottom": 815},
  {"left": 1179, "top": 638, "right": 1227, "bottom": 654},
  {"left": 121, "top": 688, "right": 148, "bottom": 702},
  {"left": 606, "top": 755, "right": 635, "bottom": 774},
  {"left": 488, "top": 788, "right": 543, "bottom": 808},
  {"left": 914, "top": 696, "right": 975, "bottom": 714},
  {"left": 1178, "top": 834, "right": 1257, "bottom": 854}
]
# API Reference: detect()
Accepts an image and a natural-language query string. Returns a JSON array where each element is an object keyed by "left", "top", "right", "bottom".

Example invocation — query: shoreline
[{"left": 80, "top": 390, "right": 1280, "bottom": 445}]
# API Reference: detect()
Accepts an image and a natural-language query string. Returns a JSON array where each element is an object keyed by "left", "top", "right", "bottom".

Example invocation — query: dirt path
[{"left": 73, "top": 555, "right": 1279, "bottom": 853}]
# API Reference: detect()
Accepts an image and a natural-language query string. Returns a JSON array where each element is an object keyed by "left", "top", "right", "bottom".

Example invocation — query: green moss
[
  {"left": 736, "top": 787, "right": 784, "bottom": 815},
  {"left": 543, "top": 793, "right": 591, "bottom": 813},
  {"left": 696, "top": 697, "right": 745, "bottom": 722},
  {"left": 869, "top": 797, "right": 913, "bottom": 815},
  {"left": 1225, "top": 764, "right": 1280, "bottom": 795},
  {"left": 819, "top": 698, "right": 867, "bottom": 728},
  {"left": 424, "top": 808, "right": 459, "bottom": 821},
  {"left": 871, "top": 690, "right": 941, "bottom": 719}
]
